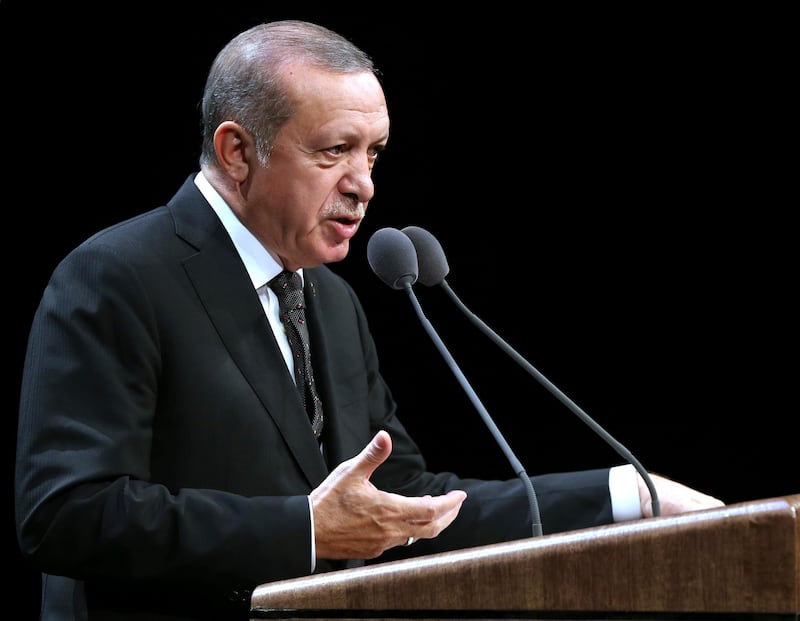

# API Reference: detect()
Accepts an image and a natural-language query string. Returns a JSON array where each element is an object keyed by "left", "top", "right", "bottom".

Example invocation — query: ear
[{"left": 213, "top": 121, "right": 253, "bottom": 183}]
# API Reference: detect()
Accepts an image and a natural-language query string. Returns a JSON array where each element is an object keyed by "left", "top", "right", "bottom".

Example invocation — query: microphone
[
  {"left": 401, "top": 225, "right": 662, "bottom": 517},
  {"left": 366, "top": 227, "right": 418, "bottom": 289},
  {"left": 367, "top": 227, "right": 543, "bottom": 537}
]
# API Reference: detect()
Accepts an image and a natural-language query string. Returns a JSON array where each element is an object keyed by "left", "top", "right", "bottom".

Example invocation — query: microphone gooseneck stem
[
  {"left": 439, "top": 280, "right": 661, "bottom": 518},
  {"left": 403, "top": 283, "right": 543, "bottom": 537}
]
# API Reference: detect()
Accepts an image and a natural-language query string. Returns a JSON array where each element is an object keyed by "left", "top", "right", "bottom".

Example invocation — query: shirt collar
[{"left": 194, "top": 171, "right": 303, "bottom": 289}]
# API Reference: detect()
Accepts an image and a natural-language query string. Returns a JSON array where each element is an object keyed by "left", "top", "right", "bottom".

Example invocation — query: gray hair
[{"left": 199, "top": 20, "right": 377, "bottom": 168}]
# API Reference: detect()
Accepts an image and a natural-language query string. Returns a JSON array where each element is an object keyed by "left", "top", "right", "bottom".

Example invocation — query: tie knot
[
  {"left": 269, "top": 270, "right": 301, "bottom": 291},
  {"left": 269, "top": 271, "right": 305, "bottom": 312}
]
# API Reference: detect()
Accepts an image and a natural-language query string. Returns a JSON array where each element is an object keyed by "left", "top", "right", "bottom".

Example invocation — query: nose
[{"left": 337, "top": 155, "right": 375, "bottom": 204}]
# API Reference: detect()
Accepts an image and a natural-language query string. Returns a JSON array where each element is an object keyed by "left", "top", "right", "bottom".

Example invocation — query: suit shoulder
[{"left": 82, "top": 206, "right": 174, "bottom": 248}]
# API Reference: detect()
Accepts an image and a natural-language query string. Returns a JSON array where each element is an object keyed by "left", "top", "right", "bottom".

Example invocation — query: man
[{"left": 15, "top": 20, "right": 723, "bottom": 620}]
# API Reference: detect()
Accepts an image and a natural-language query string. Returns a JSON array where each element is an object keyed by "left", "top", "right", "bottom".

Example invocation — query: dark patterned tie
[{"left": 268, "top": 270, "right": 324, "bottom": 440}]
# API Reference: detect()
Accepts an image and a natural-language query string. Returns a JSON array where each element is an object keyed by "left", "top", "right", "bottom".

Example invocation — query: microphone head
[
  {"left": 367, "top": 227, "right": 419, "bottom": 290},
  {"left": 401, "top": 225, "right": 450, "bottom": 286}
]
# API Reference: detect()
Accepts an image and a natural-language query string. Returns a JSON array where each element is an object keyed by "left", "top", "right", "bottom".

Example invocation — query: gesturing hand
[{"left": 310, "top": 430, "right": 467, "bottom": 560}]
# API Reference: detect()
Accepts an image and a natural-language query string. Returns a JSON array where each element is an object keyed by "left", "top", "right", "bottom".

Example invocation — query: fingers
[
  {"left": 310, "top": 432, "right": 467, "bottom": 560},
  {"left": 348, "top": 430, "right": 392, "bottom": 480},
  {"left": 313, "top": 485, "right": 467, "bottom": 559},
  {"left": 400, "top": 489, "right": 467, "bottom": 526},
  {"left": 639, "top": 473, "right": 725, "bottom": 518},
  {"left": 398, "top": 489, "right": 466, "bottom": 547}
]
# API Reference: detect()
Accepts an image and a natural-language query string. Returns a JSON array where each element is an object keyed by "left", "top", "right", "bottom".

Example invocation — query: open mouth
[{"left": 328, "top": 215, "right": 362, "bottom": 240}]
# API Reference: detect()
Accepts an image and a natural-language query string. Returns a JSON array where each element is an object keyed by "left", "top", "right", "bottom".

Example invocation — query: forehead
[{"left": 283, "top": 65, "right": 389, "bottom": 137}]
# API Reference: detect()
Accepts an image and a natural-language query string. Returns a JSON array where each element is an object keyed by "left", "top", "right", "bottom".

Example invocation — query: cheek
[{"left": 259, "top": 163, "right": 342, "bottom": 230}]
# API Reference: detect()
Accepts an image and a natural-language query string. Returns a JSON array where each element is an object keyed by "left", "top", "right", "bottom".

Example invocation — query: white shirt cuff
[
  {"left": 308, "top": 496, "right": 316, "bottom": 573},
  {"left": 609, "top": 464, "right": 643, "bottom": 522}
]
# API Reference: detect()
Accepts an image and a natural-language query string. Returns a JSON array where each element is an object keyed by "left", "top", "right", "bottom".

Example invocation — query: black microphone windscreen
[
  {"left": 401, "top": 226, "right": 450, "bottom": 286},
  {"left": 367, "top": 227, "right": 419, "bottom": 290}
]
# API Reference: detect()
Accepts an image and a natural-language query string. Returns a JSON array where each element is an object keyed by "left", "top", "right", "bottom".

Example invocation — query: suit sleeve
[{"left": 334, "top": 278, "right": 614, "bottom": 560}]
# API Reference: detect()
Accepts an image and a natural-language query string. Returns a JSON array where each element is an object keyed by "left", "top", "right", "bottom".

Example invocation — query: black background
[{"left": 2, "top": 4, "right": 796, "bottom": 618}]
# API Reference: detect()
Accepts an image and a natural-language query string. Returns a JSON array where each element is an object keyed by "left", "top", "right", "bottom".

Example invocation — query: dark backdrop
[{"left": 3, "top": 5, "right": 796, "bottom": 619}]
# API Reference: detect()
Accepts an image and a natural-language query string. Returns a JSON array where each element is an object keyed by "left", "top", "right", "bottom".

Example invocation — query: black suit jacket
[{"left": 16, "top": 175, "right": 614, "bottom": 619}]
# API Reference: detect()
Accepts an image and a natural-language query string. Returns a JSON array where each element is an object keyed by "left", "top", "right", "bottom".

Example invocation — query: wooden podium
[{"left": 250, "top": 494, "right": 799, "bottom": 620}]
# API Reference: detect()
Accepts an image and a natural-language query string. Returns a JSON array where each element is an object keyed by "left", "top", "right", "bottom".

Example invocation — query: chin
[{"left": 322, "top": 240, "right": 351, "bottom": 264}]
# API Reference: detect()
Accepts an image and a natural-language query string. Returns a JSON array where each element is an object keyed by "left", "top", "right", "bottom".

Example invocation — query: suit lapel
[
  {"left": 302, "top": 269, "right": 350, "bottom": 468},
  {"left": 169, "top": 179, "right": 328, "bottom": 487}
]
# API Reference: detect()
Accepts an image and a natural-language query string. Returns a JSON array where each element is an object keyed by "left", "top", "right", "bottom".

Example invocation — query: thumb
[{"left": 350, "top": 430, "right": 392, "bottom": 480}]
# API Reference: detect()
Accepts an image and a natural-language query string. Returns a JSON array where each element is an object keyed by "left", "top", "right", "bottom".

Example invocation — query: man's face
[{"left": 245, "top": 65, "right": 390, "bottom": 271}]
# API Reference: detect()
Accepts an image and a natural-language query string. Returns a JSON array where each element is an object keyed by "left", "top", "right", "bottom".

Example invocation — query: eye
[
  {"left": 322, "top": 143, "right": 386, "bottom": 168},
  {"left": 368, "top": 145, "right": 385, "bottom": 165}
]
